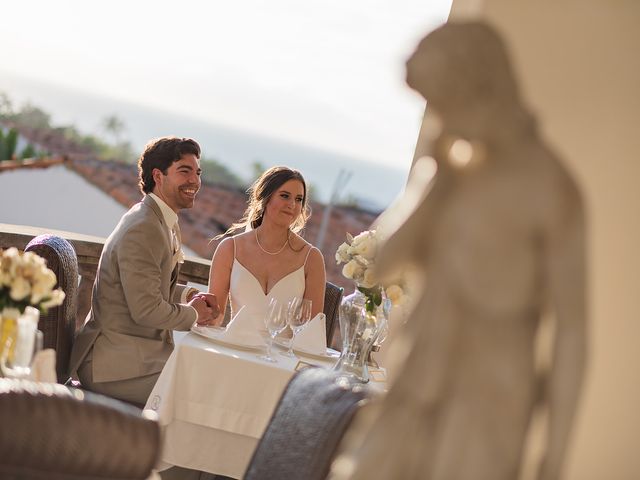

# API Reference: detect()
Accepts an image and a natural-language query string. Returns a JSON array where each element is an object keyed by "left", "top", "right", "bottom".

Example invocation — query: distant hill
[{"left": 0, "top": 71, "right": 408, "bottom": 209}]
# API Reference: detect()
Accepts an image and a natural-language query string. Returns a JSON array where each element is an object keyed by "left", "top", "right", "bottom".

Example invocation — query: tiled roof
[{"left": 0, "top": 122, "right": 94, "bottom": 159}]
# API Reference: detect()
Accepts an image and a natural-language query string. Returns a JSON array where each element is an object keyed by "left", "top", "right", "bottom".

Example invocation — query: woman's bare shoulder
[
  {"left": 212, "top": 236, "right": 234, "bottom": 261},
  {"left": 290, "top": 233, "right": 324, "bottom": 259},
  {"left": 215, "top": 232, "right": 252, "bottom": 257},
  {"left": 232, "top": 230, "right": 255, "bottom": 242},
  {"left": 289, "top": 231, "right": 310, "bottom": 250}
]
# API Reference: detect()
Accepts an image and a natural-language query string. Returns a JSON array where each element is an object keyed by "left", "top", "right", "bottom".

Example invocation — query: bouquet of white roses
[
  {"left": 335, "top": 230, "right": 407, "bottom": 312},
  {"left": 0, "top": 247, "right": 66, "bottom": 315}
]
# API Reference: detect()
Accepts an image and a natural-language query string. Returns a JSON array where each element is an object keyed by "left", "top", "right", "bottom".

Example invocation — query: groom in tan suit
[{"left": 69, "top": 136, "right": 219, "bottom": 406}]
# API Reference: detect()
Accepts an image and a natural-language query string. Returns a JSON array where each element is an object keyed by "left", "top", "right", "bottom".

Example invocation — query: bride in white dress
[{"left": 207, "top": 166, "right": 326, "bottom": 325}]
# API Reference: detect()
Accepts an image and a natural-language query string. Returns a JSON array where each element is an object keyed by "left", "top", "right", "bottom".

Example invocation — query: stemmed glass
[
  {"left": 259, "top": 298, "right": 288, "bottom": 363},
  {"left": 281, "top": 297, "right": 312, "bottom": 358}
]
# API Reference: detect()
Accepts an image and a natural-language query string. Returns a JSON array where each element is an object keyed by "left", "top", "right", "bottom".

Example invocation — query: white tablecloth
[{"left": 144, "top": 331, "right": 338, "bottom": 478}]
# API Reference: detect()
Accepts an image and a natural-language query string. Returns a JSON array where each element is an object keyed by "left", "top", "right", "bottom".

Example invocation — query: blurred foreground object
[
  {"left": 331, "top": 21, "right": 587, "bottom": 480},
  {"left": 0, "top": 378, "right": 160, "bottom": 479}
]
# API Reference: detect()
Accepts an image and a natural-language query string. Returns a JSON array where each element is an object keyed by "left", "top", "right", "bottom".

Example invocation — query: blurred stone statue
[{"left": 330, "top": 21, "right": 587, "bottom": 480}]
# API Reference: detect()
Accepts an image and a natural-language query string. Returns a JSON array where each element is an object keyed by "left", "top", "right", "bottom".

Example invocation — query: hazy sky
[{"left": 2, "top": 0, "right": 451, "bottom": 167}]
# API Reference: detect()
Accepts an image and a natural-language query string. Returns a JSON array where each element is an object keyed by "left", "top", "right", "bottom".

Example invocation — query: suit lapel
[
  {"left": 145, "top": 194, "right": 180, "bottom": 293},
  {"left": 144, "top": 195, "right": 173, "bottom": 256}
]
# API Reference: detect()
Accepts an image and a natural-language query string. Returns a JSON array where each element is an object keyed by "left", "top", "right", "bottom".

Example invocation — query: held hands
[{"left": 189, "top": 293, "right": 221, "bottom": 326}]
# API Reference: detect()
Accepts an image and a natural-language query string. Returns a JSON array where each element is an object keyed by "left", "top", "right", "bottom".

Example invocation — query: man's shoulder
[
  {"left": 121, "top": 200, "right": 163, "bottom": 230},
  {"left": 107, "top": 201, "right": 164, "bottom": 250}
]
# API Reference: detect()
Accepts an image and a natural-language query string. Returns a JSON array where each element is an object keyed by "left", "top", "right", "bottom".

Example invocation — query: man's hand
[
  {"left": 188, "top": 295, "right": 216, "bottom": 326},
  {"left": 189, "top": 293, "right": 221, "bottom": 326},
  {"left": 196, "top": 293, "right": 220, "bottom": 319}
]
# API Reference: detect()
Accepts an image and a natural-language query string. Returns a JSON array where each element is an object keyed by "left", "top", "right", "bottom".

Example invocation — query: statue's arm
[{"left": 539, "top": 196, "right": 588, "bottom": 480}]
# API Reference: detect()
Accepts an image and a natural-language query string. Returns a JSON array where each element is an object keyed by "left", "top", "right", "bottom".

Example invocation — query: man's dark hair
[{"left": 137, "top": 137, "right": 201, "bottom": 194}]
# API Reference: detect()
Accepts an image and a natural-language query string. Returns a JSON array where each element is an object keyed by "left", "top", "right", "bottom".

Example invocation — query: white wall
[{"left": 0, "top": 165, "right": 127, "bottom": 237}]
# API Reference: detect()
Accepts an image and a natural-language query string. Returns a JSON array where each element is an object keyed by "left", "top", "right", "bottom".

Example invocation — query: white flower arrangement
[
  {"left": 335, "top": 230, "right": 408, "bottom": 310},
  {"left": 0, "top": 248, "right": 66, "bottom": 314}
]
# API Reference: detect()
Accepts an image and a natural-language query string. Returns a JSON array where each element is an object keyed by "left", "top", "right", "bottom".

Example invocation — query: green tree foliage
[
  {"left": 4, "top": 128, "right": 18, "bottom": 160},
  {"left": 102, "top": 115, "right": 125, "bottom": 144},
  {"left": 20, "top": 143, "right": 37, "bottom": 159},
  {"left": 200, "top": 158, "right": 243, "bottom": 187},
  {"left": 0, "top": 127, "right": 18, "bottom": 161},
  {"left": 109, "top": 141, "right": 136, "bottom": 163},
  {"left": 14, "top": 103, "right": 51, "bottom": 129},
  {"left": 0, "top": 129, "right": 5, "bottom": 160}
]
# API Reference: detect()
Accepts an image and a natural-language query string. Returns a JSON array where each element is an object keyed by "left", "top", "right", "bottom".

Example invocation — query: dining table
[{"left": 143, "top": 328, "right": 385, "bottom": 478}]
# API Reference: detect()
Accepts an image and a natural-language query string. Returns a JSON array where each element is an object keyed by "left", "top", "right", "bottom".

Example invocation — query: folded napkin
[
  {"left": 29, "top": 348, "right": 57, "bottom": 383},
  {"left": 292, "top": 313, "right": 327, "bottom": 355},
  {"left": 222, "top": 306, "right": 264, "bottom": 344}
]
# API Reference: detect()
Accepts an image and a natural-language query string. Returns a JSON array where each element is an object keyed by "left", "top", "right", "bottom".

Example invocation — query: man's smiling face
[{"left": 152, "top": 153, "right": 202, "bottom": 212}]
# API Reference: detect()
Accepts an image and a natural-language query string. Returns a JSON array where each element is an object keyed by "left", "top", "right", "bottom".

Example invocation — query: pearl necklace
[{"left": 255, "top": 229, "right": 289, "bottom": 255}]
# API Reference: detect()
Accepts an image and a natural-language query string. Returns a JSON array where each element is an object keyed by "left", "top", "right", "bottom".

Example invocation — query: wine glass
[
  {"left": 259, "top": 298, "right": 288, "bottom": 363},
  {"left": 281, "top": 297, "right": 312, "bottom": 358},
  {"left": 0, "top": 316, "right": 43, "bottom": 379}
]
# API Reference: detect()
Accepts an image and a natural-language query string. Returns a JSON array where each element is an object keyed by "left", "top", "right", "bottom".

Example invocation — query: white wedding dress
[{"left": 228, "top": 239, "right": 312, "bottom": 320}]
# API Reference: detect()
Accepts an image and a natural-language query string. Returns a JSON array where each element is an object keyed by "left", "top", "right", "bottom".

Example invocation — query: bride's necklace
[{"left": 255, "top": 229, "right": 289, "bottom": 256}]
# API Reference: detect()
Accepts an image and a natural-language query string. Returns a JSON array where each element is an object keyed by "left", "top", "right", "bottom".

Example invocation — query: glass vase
[
  {"left": 0, "top": 306, "right": 40, "bottom": 378},
  {"left": 333, "top": 285, "right": 389, "bottom": 383}
]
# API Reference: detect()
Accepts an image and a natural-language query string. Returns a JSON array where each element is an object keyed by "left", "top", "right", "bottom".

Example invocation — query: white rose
[
  {"left": 2, "top": 248, "right": 20, "bottom": 277},
  {"left": 351, "top": 231, "right": 371, "bottom": 246},
  {"left": 41, "top": 289, "right": 66, "bottom": 310},
  {"left": 359, "top": 268, "right": 378, "bottom": 288},
  {"left": 342, "top": 260, "right": 364, "bottom": 281},
  {"left": 385, "top": 284, "right": 405, "bottom": 306},
  {"left": 10, "top": 276, "right": 31, "bottom": 301},
  {"left": 335, "top": 242, "right": 351, "bottom": 264},
  {"left": 36, "top": 269, "right": 57, "bottom": 291},
  {"left": 4, "top": 247, "right": 20, "bottom": 259},
  {"left": 30, "top": 281, "right": 48, "bottom": 304},
  {"left": 25, "top": 252, "right": 46, "bottom": 267},
  {"left": 353, "top": 236, "right": 377, "bottom": 260}
]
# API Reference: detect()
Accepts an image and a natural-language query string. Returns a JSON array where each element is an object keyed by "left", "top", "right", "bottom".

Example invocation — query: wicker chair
[
  {"left": 244, "top": 367, "right": 370, "bottom": 480},
  {"left": 24, "top": 235, "right": 78, "bottom": 383},
  {"left": 323, "top": 281, "right": 344, "bottom": 346},
  {"left": 0, "top": 378, "right": 160, "bottom": 480}
]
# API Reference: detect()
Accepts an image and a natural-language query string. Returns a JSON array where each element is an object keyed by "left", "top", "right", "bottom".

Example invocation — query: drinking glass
[
  {"left": 259, "top": 298, "right": 288, "bottom": 363},
  {"left": 1, "top": 315, "right": 43, "bottom": 379},
  {"left": 281, "top": 297, "right": 312, "bottom": 358}
]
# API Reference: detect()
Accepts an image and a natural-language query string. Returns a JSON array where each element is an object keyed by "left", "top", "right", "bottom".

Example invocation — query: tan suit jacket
[{"left": 69, "top": 195, "right": 196, "bottom": 383}]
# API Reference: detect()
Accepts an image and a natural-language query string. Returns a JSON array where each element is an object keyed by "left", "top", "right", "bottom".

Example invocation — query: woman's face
[{"left": 263, "top": 179, "right": 305, "bottom": 228}]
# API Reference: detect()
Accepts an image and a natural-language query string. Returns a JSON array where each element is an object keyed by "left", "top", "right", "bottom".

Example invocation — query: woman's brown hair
[{"left": 217, "top": 166, "right": 311, "bottom": 239}]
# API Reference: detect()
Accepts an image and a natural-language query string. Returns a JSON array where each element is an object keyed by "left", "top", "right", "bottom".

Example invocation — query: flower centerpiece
[
  {"left": 0, "top": 248, "right": 66, "bottom": 367},
  {"left": 335, "top": 230, "right": 406, "bottom": 313},
  {"left": 333, "top": 229, "right": 406, "bottom": 382},
  {"left": 0, "top": 248, "right": 66, "bottom": 315}
]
